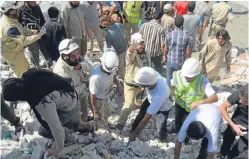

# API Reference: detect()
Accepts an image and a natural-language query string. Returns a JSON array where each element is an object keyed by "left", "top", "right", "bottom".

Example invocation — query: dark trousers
[
  {"left": 220, "top": 124, "right": 248, "bottom": 158},
  {"left": 175, "top": 102, "right": 189, "bottom": 132},
  {"left": 131, "top": 98, "right": 169, "bottom": 139},
  {"left": 166, "top": 63, "right": 182, "bottom": 86},
  {"left": 151, "top": 55, "right": 163, "bottom": 73}
]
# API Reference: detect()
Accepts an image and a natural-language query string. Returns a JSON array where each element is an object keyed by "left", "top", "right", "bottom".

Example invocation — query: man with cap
[
  {"left": 168, "top": 58, "right": 218, "bottom": 134},
  {"left": 139, "top": 11, "right": 165, "bottom": 73},
  {"left": 220, "top": 84, "right": 248, "bottom": 158},
  {"left": 53, "top": 37, "right": 94, "bottom": 122},
  {"left": 161, "top": 4, "right": 175, "bottom": 35},
  {"left": 2, "top": 68, "right": 95, "bottom": 157},
  {"left": 129, "top": 67, "right": 172, "bottom": 142},
  {"left": 116, "top": 33, "right": 149, "bottom": 130},
  {"left": 89, "top": 50, "right": 122, "bottom": 129},
  {"left": 163, "top": 15, "right": 191, "bottom": 86}
]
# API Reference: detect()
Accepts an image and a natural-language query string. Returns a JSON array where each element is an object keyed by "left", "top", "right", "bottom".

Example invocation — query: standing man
[
  {"left": 123, "top": 1, "right": 144, "bottom": 42},
  {"left": 60, "top": 1, "right": 88, "bottom": 57},
  {"left": 169, "top": 58, "right": 218, "bottom": 134},
  {"left": 183, "top": 1, "right": 202, "bottom": 52},
  {"left": 220, "top": 84, "right": 248, "bottom": 159},
  {"left": 175, "top": 104, "right": 222, "bottom": 159},
  {"left": 200, "top": 29, "right": 232, "bottom": 83},
  {"left": 81, "top": 1, "right": 104, "bottom": 56},
  {"left": 0, "top": 1, "right": 45, "bottom": 78},
  {"left": 208, "top": 1, "right": 233, "bottom": 39},
  {"left": 53, "top": 37, "right": 93, "bottom": 122},
  {"left": 129, "top": 67, "right": 172, "bottom": 142},
  {"left": 174, "top": 1, "right": 188, "bottom": 16},
  {"left": 139, "top": 11, "right": 165, "bottom": 73},
  {"left": 19, "top": 1, "right": 47, "bottom": 68},
  {"left": 161, "top": 4, "right": 175, "bottom": 34},
  {"left": 116, "top": 33, "right": 148, "bottom": 129},
  {"left": 163, "top": 15, "right": 191, "bottom": 86}
]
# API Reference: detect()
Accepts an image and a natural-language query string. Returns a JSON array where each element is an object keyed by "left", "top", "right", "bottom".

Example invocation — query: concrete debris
[{"left": 4, "top": 149, "right": 20, "bottom": 159}]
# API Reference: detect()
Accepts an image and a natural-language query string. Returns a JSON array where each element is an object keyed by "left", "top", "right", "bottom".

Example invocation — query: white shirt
[
  {"left": 146, "top": 74, "right": 172, "bottom": 115},
  {"left": 171, "top": 72, "right": 216, "bottom": 97},
  {"left": 178, "top": 104, "right": 222, "bottom": 152},
  {"left": 89, "top": 65, "right": 115, "bottom": 99}
]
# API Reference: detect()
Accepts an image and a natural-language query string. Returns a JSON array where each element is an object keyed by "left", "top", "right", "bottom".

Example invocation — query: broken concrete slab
[{"left": 57, "top": 144, "right": 80, "bottom": 158}]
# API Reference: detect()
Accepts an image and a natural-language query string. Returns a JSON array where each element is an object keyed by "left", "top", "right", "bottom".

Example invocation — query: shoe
[
  {"left": 167, "top": 125, "right": 177, "bottom": 134},
  {"left": 159, "top": 129, "right": 168, "bottom": 143},
  {"left": 196, "top": 149, "right": 208, "bottom": 159}
]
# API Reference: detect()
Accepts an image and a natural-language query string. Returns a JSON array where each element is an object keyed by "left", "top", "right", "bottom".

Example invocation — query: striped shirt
[
  {"left": 139, "top": 20, "right": 165, "bottom": 57},
  {"left": 165, "top": 28, "right": 190, "bottom": 65}
]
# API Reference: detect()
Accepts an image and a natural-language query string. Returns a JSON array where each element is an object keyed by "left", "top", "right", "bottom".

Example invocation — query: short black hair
[
  {"left": 188, "top": 1, "right": 196, "bottom": 12},
  {"left": 153, "top": 11, "right": 163, "bottom": 20},
  {"left": 216, "top": 29, "right": 231, "bottom": 41},
  {"left": 48, "top": 7, "right": 59, "bottom": 19},
  {"left": 175, "top": 15, "right": 184, "bottom": 28},
  {"left": 187, "top": 121, "right": 206, "bottom": 140}
]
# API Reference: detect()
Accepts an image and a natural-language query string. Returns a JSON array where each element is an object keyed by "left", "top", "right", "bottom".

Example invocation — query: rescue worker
[
  {"left": 89, "top": 50, "right": 122, "bottom": 129},
  {"left": 123, "top": 1, "right": 144, "bottom": 42},
  {"left": 168, "top": 58, "right": 218, "bottom": 134},
  {"left": 200, "top": 29, "right": 232, "bottom": 83},
  {"left": 0, "top": 1, "right": 45, "bottom": 78},
  {"left": 53, "top": 37, "right": 93, "bottom": 122},
  {"left": 2, "top": 68, "right": 94, "bottom": 157},
  {"left": 208, "top": 1, "right": 233, "bottom": 39},
  {"left": 129, "top": 67, "right": 172, "bottom": 142},
  {"left": 116, "top": 33, "right": 148, "bottom": 130}
]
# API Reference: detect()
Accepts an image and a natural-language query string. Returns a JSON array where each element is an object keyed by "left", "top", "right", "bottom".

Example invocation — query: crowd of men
[{"left": 0, "top": 1, "right": 247, "bottom": 159}]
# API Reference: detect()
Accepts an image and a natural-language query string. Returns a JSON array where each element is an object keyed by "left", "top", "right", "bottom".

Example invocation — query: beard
[{"left": 63, "top": 58, "right": 79, "bottom": 66}]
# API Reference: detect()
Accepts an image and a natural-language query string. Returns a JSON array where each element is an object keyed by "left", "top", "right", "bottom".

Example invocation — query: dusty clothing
[
  {"left": 24, "top": 41, "right": 41, "bottom": 68},
  {"left": 200, "top": 39, "right": 232, "bottom": 82},
  {"left": 93, "top": 98, "right": 111, "bottom": 128},
  {"left": 0, "top": 15, "right": 40, "bottom": 77},
  {"left": 75, "top": 38, "right": 88, "bottom": 56},
  {"left": 161, "top": 14, "right": 174, "bottom": 34},
  {"left": 87, "top": 26, "right": 104, "bottom": 53},
  {"left": 60, "top": 3, "right": 86, "bottom": 39}
]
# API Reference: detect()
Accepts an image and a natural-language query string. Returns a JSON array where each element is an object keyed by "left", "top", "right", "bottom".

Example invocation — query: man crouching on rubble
[
  {"left": 129, "top": 67, "right": 172, "bottom": 142},
  {"left": 2, "top": 68, "right": 94, "bottom": 157}
]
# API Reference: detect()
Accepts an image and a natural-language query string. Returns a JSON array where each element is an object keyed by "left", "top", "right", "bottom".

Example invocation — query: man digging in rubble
[
  {"left": 89, "top": 50, "right": 123, "bottom": 129},
  {"left": 116, "top": 33, "right": 149, "bottom": 130},
  {"left": 54, "top": 37, "right": 93, "bottom": 122},
  {"left": 168, "top": 58, "right": 218, "bottom": 135},
  {"left": 219, "top": 84, "right": 248, "bottom": 159},
  {"left": 2, "top": 68, "right": 94, "bottom": 157},
  {"left": 175, "top": 103, "right": 222, "bottom": 159},
  {"left": 129, "top": 67, "right": 172, "bottom": 142}
]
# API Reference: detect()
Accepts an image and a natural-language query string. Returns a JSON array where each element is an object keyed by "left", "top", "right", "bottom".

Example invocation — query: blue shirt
[{"left": 106, "top": 1, "right": 122, "bottom": 11}]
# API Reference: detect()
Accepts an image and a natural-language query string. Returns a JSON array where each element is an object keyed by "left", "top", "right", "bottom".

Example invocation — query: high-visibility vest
[
  {"left": 124, "top": 1, "right": 143, "bottom": 24},
  {"left": 173, "top": 71, "right": 205, "bottom": 112}
]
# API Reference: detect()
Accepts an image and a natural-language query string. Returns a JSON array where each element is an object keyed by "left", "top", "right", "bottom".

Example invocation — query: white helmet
[
  {"left": 58, "top": 37, "right": 79, "bottom": 55},
  {"left": 181, "top": 58, "right": 201, "bottom": 78},
  {"left": 101, "top": 51, "right": 119, "bottom": 73},
  {"left": 134, "top": 67, "right": 158, "bottom": 86},
  {"left": 131, "top": 33, "right": 144, "bottom": 45},
  {"left": 0, "top": 1, "right": 23, "bottom": 13}
]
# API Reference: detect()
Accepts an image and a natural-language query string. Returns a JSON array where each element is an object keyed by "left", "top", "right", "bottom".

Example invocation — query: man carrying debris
[
  {"left": 200, "top": 29, "right": 232, "bottom": 83},
  {"left": 0, "top": 1, "right": 45, "bottom": 78},
  {"left": 53, "top": 37, "right": 93, "bottom": 122},
  {"left": 169, "top": 58, "right": 218, "bottom": 134},
  {"left": 220, "top": 84, "right": 248, "bottom": 159},
  {"left": 116, "top": 33, "right": 147, "bottom": 130},
  {"left": 175, "top": 103, "right": 222, "bottom": 159},
  {"left": 2, "top": 68, "right": 94, "bottom": 157},
  {"left": 89, "top": 50, "right": 122, "bottom": 129},
  {"left": 129, "top": 67, "right": 172, "bottom": 142}
]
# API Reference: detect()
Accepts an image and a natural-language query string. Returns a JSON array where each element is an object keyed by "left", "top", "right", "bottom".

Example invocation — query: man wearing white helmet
[
  {"left": 0, "top": 1, "right": 46, "bottom": 78},
  {"left": 129, "top": 67, "right": 172, "bottom": 142},
  {"left": 89, "top": 50, "right": 122, "bottom": 129},
  {"left": 53, "top": 37, "right": 94, "bottom": 122},
  {"left": 116, "top": 33, "right": 149, "bottom": 130},
  {"left": 169, "top": 58, "right": 218, "bottom": 135}
]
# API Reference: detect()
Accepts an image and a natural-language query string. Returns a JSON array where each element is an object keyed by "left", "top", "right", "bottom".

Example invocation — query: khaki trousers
[
  {"left": 118, "top": 53, "right": 125, "bottom": 79},
  {"left": 208, "top": 23, "right": 224, "bottom": 39},
  {"left": 95, "top": 98, "right": 111, "bottom": 129},
  {"left": 124, "top": 23, "right": 138, "bottom": 42},
  {"left": 2, "top": 50, "right": 30, "bottom": 78},
  {"left": 117, "top": 82, "right": 141, "bottom": 126},
  {"left": 88, "top": 26, "right": 104, "bottom": 53},
  {"left": 75, "top": 38, "right": 88, "bottom": 57},
  {"left": 79, "top": 96, "right": 89, "bottom": 122}
]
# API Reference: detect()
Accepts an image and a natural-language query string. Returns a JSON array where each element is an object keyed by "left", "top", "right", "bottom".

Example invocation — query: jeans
[
  {"left": 166, "top": 63, "right": 182, "bottom": 86},
  {"left": 151, "top": 55, "right": 163, "bottom": 73}
]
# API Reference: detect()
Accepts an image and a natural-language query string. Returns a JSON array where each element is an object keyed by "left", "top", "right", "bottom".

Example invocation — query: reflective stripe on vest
[{"left": 174, "top": 71, "right": 205, "bottom": 112}]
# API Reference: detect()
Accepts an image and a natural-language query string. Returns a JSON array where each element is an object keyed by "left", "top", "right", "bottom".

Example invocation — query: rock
[
  {"left": 132, "top": 143, "right": 150, "bottom": 157},
  {"left": 77, "top": 133, "right": 92, "bottom": 144},
  {"left": 84, "top": 143, "right": 95, "bottom": 151},
  {"left": 31, "top": 145, "right": 45, "bottom": 159},
  {"left": 83, "top": 150, "right": 98, "bottom": 159},
  {"left": 235, "top": 66, "right": 246, "bottom": 75},
  {"left": 96, "top": 133, "right": 113, "bottom": 144},
  {"left": 182, "top": 145, "right": 192, "bottom": 152},
  {"left": 4, "top": 149, "right": 20, "bottom": 159},
  {"left": 117, "top": 152, "right": 126, "bottom": 158},
  {"left": 18, "top": 154, "right": 30, "bottom": 159}
]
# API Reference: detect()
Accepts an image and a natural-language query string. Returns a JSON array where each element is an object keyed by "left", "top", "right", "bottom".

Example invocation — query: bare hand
[
  {"left": 94, "top": 111, "right": 100, "bottom": 120},
  {"left": 47, "top": 148, "right": 58, "bottom": 157},
  {"left": 190, "top": 100, "right": 203, "bottom": 110},
  {"left": 162, "top": 55, "right": 167, "bottom": 64},
  {"left": 31, "top": 30, "right": 39, "bottom": 35},
  {"left": 74, "top": 64, "right": 82, "bottom": 70},
  {"left": 232, "top": 124, "right": 247, "bottom": 136},
  {"left": 129, "top": 133, "right": 136, "bottom": 142}
]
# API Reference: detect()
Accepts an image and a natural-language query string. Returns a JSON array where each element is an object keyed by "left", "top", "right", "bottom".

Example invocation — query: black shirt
[{"left": 227, "top": 91, "right": 248, "bottom": 127}]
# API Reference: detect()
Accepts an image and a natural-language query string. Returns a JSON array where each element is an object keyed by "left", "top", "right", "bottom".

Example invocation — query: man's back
[
  {"left": 161, "top": 14, "right": 174, "bottom": 34},
  {"left": 174, "top": 1, "right": 188, "bottom": 16},
  {"left": 211, "top": 2, "right": 233, "bottom": 25},
  {"left": 183, "top": 13, "right": 201, "bottom": 41}
]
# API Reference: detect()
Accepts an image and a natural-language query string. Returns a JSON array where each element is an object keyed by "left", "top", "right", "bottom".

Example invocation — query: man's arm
[
  {"left": 225, "top": 46, "right": 232, "bottom": 72},
  {"left": 109, "top": 2, "right": 117, "bottom": 17},
  {"left": 191, "top": 94, "right": 218, "bottom": 110},
  {"left": 38, "top": 5, "right": 46, "bottom": 27},
  {"left": 90, "top": 93, "right": 98, "bottom": 117},
  {"left": 174, "top": 139, "right": 182, "bottom": 159}
]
